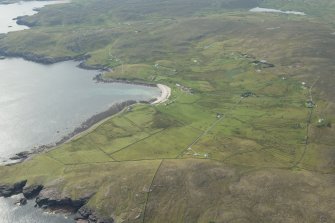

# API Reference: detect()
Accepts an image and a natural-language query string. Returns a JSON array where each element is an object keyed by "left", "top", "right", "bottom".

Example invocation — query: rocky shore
[
  {"left": 93, "top": 73, "right": 157, "bottom": 87},
  {"left": 15, "top": 15, "right": 36, "bottom": 27},
  {"left": 0, "top": 47, "right": 91, "bottom": 65},
  {"left": 0, "top": 180, "right": 113, "bottom": 223}
]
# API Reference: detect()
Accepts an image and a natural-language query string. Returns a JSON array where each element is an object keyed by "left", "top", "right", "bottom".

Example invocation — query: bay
[
  {"left": 0, "top": 2, "right": 160, "bottom": 222},
  {"left": 0, "top": 58, "right": 160, "bottom": 162}
]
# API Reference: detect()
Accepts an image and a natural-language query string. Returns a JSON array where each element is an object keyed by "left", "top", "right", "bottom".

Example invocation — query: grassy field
[{"left": 0, "top": 0, "right": 335, "bottom": 222}]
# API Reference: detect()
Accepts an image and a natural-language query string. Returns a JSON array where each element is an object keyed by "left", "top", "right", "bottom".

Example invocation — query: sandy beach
[{"left": 151, "top": 84, "right": 171, "bottom": 104}]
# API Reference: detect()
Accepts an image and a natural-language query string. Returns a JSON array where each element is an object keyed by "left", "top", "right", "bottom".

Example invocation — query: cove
[{"left": 0, "top": 58, "right": 160, "bottom": 163}]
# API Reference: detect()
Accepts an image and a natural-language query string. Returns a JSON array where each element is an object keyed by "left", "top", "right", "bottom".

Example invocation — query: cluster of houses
[{"left": 176, "top": 83, "right": 193, "bottom": 94}]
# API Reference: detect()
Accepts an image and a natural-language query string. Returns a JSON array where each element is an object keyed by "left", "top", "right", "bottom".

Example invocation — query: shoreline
[
  {"left": 0, "top": 64, "right": 171, "bottom": 223},
  {"left": 152, "top": 84, "right": 171, "bottom": 104},
  {"left": 5, "top": 100, "right": 137, "bottom": 165},
  {"left": 3, "top": 64, "right": 171, "bottom": 165}
]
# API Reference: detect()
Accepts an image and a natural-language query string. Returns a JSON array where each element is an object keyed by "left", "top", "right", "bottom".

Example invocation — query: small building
[{"left": 306, "top": 100, "right": 315, "bottom": 108}]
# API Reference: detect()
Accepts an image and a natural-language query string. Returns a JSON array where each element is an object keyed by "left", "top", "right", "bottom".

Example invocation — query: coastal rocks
[
  {"left": 9, "top": 151, "right": 30, "bottom": 161},
  {"left": 19, "top": 197, "right": 27, "bottom": 206},
  {"left": 74, "top": 206, "right": 114, "bottom": 223},
  {"left": 23, "top": 184, "right": 43, "bottom": 199},
  {"left": 74, "top": 206, "right": 93, "bottom": 220},
  {"left": 0, "top": 180, "right": 27, "bottom": 197},
  {"left": 93, "top": 73, "right": 157, "bottom": 87},
  {"left": 35, "top": 188, "right": 90, "bottom": 210},
  {"left": 0, "top": 48, "right": 87, "bottom": 65},
  {"left": 0, "top": 182, "right": 114, "bottom": 222},
  {"left": 14, "top": 197, "right": 28, "bottom": 206}
]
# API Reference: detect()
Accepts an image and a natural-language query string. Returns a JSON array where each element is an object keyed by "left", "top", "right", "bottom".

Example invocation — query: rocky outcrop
[
  {"left": 23, "top": 185, "right": 43, "bottom": 199},
  {"left": 0, "top": 181, "right": 113, "bottom": 222},
  {"left": 251, "top": 60, "right": 275, "bottom": 68},
  {"left": 0, "top": 180, "right": 27, "bottom": 197},
  {"left": 35, "top": 188, "right": 113, "bottom": 222},
  {"left": 19, "top": 197, "right": 27, "bottom": 206},
  {"left": 35, "top": 188, "right": 89, "bottom": 210},
  {"left": 74, "top": 206, "right": 114, "bottom": 223},
  {"left": 9, "top": 151, "right": 30, "bottom": 161}
]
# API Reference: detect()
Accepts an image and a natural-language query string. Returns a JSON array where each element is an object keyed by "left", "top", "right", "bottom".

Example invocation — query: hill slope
[{"left": 0, "top": 0, "right": 334, "bottom": 222}]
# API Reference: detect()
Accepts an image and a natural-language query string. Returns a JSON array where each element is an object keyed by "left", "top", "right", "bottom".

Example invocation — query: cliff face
[
  {"left": 0, "top": 181, "right": 114, "bottom": 223},
  {"left": 0, "top": 180, "right": 27, "bottom": 197}
]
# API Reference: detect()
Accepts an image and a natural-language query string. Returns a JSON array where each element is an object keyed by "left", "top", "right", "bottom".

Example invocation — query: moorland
[{"left": 0, "top": 0, "right": 334, "bottom": 222}]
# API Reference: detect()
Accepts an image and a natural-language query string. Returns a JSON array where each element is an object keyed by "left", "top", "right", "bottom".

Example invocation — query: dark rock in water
[
  {"left": 0, "top": 180, "right": 27, "bottom": 197},
  {"left": 19, "top": 197, "right": 27, "bottom": 206},
  {"left": 23, "top": 185, "right": 43, "bottom": 199}
]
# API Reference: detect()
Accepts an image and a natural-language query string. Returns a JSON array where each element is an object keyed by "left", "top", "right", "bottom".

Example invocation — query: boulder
[
  {"left": 23, "top": 185, "right": 43, "bottom": 199},
  {"left": 74, "top": 206, "right": 114, "bottom": 223},
  {"left": 19, "top": 197, "right": 27, "bottom": 206},
  {"left": 76, "top": 206, "right": 93, "bottom": 219}
]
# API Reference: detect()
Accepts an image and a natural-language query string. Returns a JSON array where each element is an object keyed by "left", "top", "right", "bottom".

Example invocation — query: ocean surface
[
  {"left": 0, "top": 1, "right": 160, "bottom": 222},
  {"left": 0, "top": 195, "right": 74, "bottom": 223}
]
